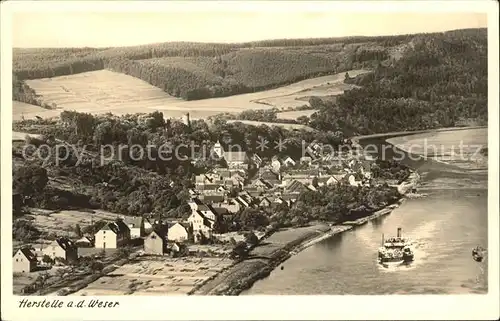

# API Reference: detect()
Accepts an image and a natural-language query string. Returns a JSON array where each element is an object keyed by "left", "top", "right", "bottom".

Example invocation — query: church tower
[{"left": 213, "top": 140, "right": 224, "bottom": 158}]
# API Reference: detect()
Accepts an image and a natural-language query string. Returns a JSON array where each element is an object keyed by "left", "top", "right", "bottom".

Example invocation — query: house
[
  {"left": 300, "top": 156, "right": 313, "bottom": 166},
  {"left": 144, "top": 225, "right": 169, "bottom": 255},
  {"left": 95, "top": 220, "right": 131, "bottom": 249},
  {"left": 347, "top": 174, "right": 363, "bottom": 187},
  {"left": 230, "top": 172, "right": 246, "bottom": 184},
  {"left": 270, "top": 158, "right": 282, "bottom": 173},
  {"left": 285, "top": 180, "right": 309, "bottom": 194},
  {"left": 225, "top": 151, "right": 249, "bottom": 168},
  {"left": 75, "top": 236, "right": 94, "bottom": 248},
  {"left": 250, "top": 153, "right": 263, "bottom": 168},
  {"left": 42, "top": 238, "right": 78, "bottom": 262},
  {"left": 282, "top": 156, "right": 296, "bottom": 167},
  {"left": 13, "top": 248, "right": 37, "bottom": 273},
  {"left": 199, "top": 193, "right": 225, "bottom": 203},
  {"left": 281, "top": 194, "right": 298, "bottom": 205},
  {"left": 259, "top": 197, "right": 272, "bottom": 208},
  {"left": 168, "top": 222, "right": 191, "bottom": 242},
  {"left": 251, "top": 178, "right": 273, "bottom": 190},
  {"left": 307, "top": 184, "right": 317, "bottom": 191},
  {"left": 214, "top": 199, "right": 241, "bottom": 214},
  {"left": 168, "top": 242, "right": 188, "bottom": 257},
  {"left": 122, "top": 216, "right": 144, "bottom": 238},
  {"left": 197, "top": 183, "right": 220, "bottom": 193},
  {"left": 317, "top": 175, "right": 343, "bottom": 187},
  {"left": 187, "top": 211, "right": 213, "bottom": 242},
  {"left": 188, "top": 200, "right": 220, "bottom": 223}
]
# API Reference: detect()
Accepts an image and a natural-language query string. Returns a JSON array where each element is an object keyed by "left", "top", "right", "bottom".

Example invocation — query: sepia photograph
[{"left": 1, "top": 1, "right": 499, "bottom": 320}]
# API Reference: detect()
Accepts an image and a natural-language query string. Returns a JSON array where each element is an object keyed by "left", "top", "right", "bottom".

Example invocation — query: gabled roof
[
  {"left": 100, "top": 220, "right": 130, "bottom": 235},
  {"left": 195, "top": 210, "right": 214, "bottom": 227},
  {"left": 197, "top": 183, "right": 219, "bottom": 191},
  {"left": 281, "top": 194, "right": 298, "bottom": 201},
  {"left": 16, "top": 248, "right": 37, "bottom": 262},
  {"left": 47, "top": 237, "right": 76, "bottom": 252},
  {"left": 201, "top": 194, "right": 225, "bottom": 203},
  {"left": 212, "top": 207, "right": 229, "bottom": 215},
  {"left": 317, "top": 176, "right": 332, "bottom": 183},
  {"left": 122, "top": 216, "right": 143, "bottom": 228},
  {"left": 216, "top": 170, "right": 232, "bottom": 178},
  {"left": 252, "top": 178, "right": 273, "bottom": 189},
  {"left": 260, "top": 197, "right": 271, "bottom": 204},
  {"left": 149, "top": 224, "right": 169, "bottom": 241},
  {"left": 169, "top": 222, "right": 190, "bottom": 231},
  {"left": 75, "top": 236, "right": 93, "bottom": 244},
  {"left": 285, "top": 180, "right": 308, "bottom": 193}
]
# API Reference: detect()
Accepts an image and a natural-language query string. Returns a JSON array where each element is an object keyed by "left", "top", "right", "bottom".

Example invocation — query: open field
[
  {"left": 251, "top": 70, "right": 364, "bottom": 110},
  {"left": 276, "top": 109, "right": 317, "bottom": 120},
  {"left": 70, "top": 256, "right": 233, "bottom": 296},
  {"left": 14, "top": 69, "right": 370, "bottom": 122},
  {"left": 12, "top": 131, "right": 43, "bottom": 141},
  {"left": 12, "top": 101, "right": 61, "bottom": 121},
  {"left": 22, "top": 70, "right": 183, "bottom": 119},
  {"left": 25, "top": 209, "right": 120, "bottom": 239}
]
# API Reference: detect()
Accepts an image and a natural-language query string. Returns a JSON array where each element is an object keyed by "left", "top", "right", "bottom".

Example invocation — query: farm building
[
  {"left": 144, "top": 225, "right": 169, "bottom": 255},
  {"left": 75, "top": 236, "right": 94, "bottom": 248},
  {"left": 167, "top": 222, "right": 191, "bottom": 242},
  {"left": 122, "top": 216, "right": 145, "bottom": 238},
  {"left": 41, "top": 237, "right": 78, "bottom": 262},
  {"left": 13, "top": 248, "right": 37, "bottom": 273},
  {"left": 94, "top": 220, "right": 131, "bottom": 249}
]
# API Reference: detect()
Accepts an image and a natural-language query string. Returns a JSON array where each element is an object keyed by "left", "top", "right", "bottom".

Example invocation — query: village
[{"left": 13, "top": 138, "right": 379, "bottom": 295}]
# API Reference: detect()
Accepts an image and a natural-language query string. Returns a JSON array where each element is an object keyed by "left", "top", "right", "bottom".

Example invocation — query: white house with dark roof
[
  {"left": 187, "top": 211, "right": 214, "bottom": 242},
  {"left": 122, "top": 216, "right": 145, "bottom": 239},
  {"left": 168, "top": 222, "right": 191, "bottom": 242},
  {"left": 94, "top": 220, "right": 131, "bottom": 249},
  {"left": 13, "top": 248, "right": 37, "bottom": 273},
  {"left": 42, "top": 237, "right": 78, "bottom": 262}
]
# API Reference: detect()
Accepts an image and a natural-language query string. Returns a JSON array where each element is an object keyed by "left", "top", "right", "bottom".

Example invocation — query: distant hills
[{"left": 13, "top": 28, "right": 488, "bottom": 134}]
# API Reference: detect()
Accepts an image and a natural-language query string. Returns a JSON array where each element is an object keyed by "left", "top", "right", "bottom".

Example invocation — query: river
[{"left": 243, "top": 127, "right": 488, "bottom": 295}]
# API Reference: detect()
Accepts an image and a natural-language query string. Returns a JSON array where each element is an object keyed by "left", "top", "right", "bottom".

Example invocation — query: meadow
[{"left": 13, "top": 69, "right": 369, "bottom": 123}]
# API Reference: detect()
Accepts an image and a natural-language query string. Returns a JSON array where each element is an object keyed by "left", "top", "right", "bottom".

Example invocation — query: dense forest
[
  {"left": 308, "top": 29, "right": 488, "bottom": 134},
  {"left": 13, "top": 32, "right": 413, "bottom": 99}
]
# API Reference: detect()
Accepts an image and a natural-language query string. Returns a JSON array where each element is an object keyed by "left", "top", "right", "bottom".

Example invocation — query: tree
[
  {"left": 42, "top": 255, "right": 53, "bottom": 264},
  {"left": 312, "top": 177, "right": 319, "bottom": 188},
  {"left": 13, "top": 165, "right": 48, "bottom": 197},
  {"left": 90, "top": 261, "right": 104, "bottom": 274},
  {"left": 244, "top": 232, "right": 259, "bottom": 246},
  {"left": 74, "top": 224, "right": 83, "bottom": 238},
  {"left": 231, "top": 241, "right": 248, "bottom": 259}
]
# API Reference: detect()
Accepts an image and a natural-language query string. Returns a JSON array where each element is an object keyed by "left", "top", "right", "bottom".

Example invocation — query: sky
[{"left": 12, "top": 11, "right": 487, "bottom": 48}]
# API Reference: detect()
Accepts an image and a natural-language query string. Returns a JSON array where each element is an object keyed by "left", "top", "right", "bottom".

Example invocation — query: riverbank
[
  {"left": 191, "top": 170, "right": 420, "bottom": 295},
  {"left": 351, "top": 125, "right": 487, "bottom": 146}
]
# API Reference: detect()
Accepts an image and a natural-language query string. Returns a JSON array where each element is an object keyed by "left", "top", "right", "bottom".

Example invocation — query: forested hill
[
  {"left": 14, "top": 28, "right": 486, "bottom": 104},
  {"left": 308, "top": 28, "right": 488, "bottom": 134}
]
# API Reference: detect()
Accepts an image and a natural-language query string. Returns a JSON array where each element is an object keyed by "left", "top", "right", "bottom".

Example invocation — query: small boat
[
  {"left": 378, "top": 228, "right": 414, "bottom": 267},
  {"left": 472, "top": 246, "right": 485, "bottom": 262}
]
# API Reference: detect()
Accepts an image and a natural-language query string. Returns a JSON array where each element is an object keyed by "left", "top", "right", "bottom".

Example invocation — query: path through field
[{"left": 14, "top": 69, "right": 370, "bottom": 121}]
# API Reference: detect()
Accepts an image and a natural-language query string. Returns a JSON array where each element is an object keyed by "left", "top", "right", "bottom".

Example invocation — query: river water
[{"left": 244, "top": 128, "right": 488, "bottom": 295}]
